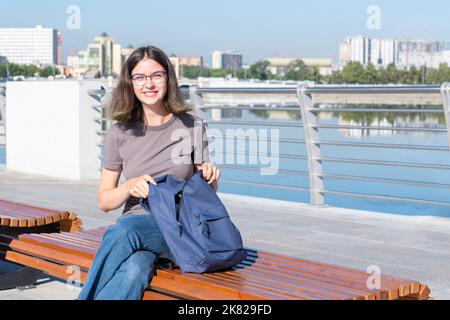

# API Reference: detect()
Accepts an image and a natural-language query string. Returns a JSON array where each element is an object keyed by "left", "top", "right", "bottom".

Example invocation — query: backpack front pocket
[{"left": 194, "top": 204, "right": 244, "bottom": 252}]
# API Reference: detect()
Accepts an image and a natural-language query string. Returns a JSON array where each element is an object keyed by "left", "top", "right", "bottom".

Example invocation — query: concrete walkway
[{"left": 1, "top": 168, "right": 449, "bottom": 299}]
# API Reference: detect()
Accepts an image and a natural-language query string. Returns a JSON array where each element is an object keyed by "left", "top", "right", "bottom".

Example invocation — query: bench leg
[{"left": 0, "top": 266, "right": 47, "bottom": 291}]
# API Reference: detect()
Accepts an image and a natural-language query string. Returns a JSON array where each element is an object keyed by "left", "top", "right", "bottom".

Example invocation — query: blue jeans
[{"left": 77, "top": 213, "right": 169, "bottom": 300}]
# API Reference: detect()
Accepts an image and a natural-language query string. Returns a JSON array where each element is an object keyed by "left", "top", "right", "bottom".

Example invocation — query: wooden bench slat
[
  {"left": 141, "top": 290, "right": 180, "bottom": 300},
  {"left": 20, "top": 233, "right": 99, "bottom": 254},
  {"left": 0, "top": 217, "right": 10, "bottom": 226},
  {"left": 8, "top": 239, "right": 92, "bottom": 270},
  {"left": 53, "top": 231, "right": 102, "bottom": 244},
  {"left": 233, "top": 259, "right": 390, "bottom": 299},
  {"left": 26, "top": 229, "right": 102, "bottom": 243},
  {"left": 242, "top": 256, "right": 405, "bottom": 299},
  {"left": 155, "top": 269, "right": 297, "bottom": 300},
  {"left": 18, "top": 234, "right": 97, "bottom": 257},
  {"left": 0, "top": 200, "right": 61, "bottom": 214},
  {"left": 249, "top": 249, "right": 415, "bottom": 287},
  {"left": 238, "top": 257, "right": 398, "bottom": 299},
  {"left": 150, "top": 276, "right": 242, "bottom": 300},
  {"left": 219, "top": 267, "right": 382, "bottom": 300},
  {"left": 246, "top": 250, "right": 414, "bottom": 295},
  {"left": 0, "top": 205, "right": 61, "bottom": 226},
  {"left": 203, "top": 271, "right": 361, "bottom": 300},
  {"left": 38, "top": 233, "right": 100, "bottom": 249},
  {"left": 0, "top": 203, "right": 58, "bottom": 218},
  {"left": 0, "top": 209, "right": 43, "bottom": 227},
  {"left": 5, "top": 250, "right": 87, "bottom": 283},
  {"left": 83, "top": 227, "right": 108, "bottom": 236}
]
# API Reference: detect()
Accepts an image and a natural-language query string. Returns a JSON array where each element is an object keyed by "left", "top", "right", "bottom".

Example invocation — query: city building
[
  {"left": 396, "top": 40, "right": 447, "bottom": 70},
  {"left": 0, "top": 25, "right": 60, "bottom": 66},
  {"left": 67, "top": 33, "right": 133, "bottom": 78},
  {"left": 265, "top": 57, "right": 333, "bottom": 76},
  {"left": 0, "top": 56, "right": 6, "bottom": 64},
  {"left": 169, "top": 55, "right": 203, "bottom": 78},
  {"left": 339, "top": 35, "right": 450, "bottom": 69},
  {"left": 210, "top": 50, "right": 242, "bottom": 71},
  {"left": 121, "top": 44, "right": 135, "bottom": 64},
  {"left": 210, "top": 50, "right": 223, "bottom": 69}
]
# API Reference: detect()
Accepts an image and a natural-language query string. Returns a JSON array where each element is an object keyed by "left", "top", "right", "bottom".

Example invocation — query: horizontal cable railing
[
  {"left": 311, "top": 124, "right": 446, "bottom": 132},
  {"left": 90, "top": 84, "right": 450, "bottom": 211},
  {"left": 320, "top": 173, "right": 450, "bottom": 189}
]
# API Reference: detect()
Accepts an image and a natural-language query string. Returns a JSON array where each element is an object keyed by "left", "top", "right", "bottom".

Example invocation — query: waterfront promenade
[{"left": 0, "top": 167, "right": 449, "bottom": 300}]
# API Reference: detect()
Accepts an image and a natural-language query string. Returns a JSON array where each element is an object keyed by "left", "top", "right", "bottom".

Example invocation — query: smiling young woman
[{"left": 77, "top": 46, "right": 220, "bottom": 300}]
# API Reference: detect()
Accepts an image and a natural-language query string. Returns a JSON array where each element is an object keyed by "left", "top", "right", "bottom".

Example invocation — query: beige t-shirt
[{"left": 102, "top": 111, "right": 210, "bottom": 214}]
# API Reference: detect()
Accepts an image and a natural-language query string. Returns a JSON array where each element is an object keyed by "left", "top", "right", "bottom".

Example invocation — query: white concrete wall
[{"left": 6, "top": 80, "right": 103, "bottom": 180}]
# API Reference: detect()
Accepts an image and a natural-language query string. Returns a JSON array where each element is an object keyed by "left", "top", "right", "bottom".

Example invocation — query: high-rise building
[
  {"left": 67, "top": 33, "right": 133, "bottom": 78},
  {"left": 222, "top": 53, "right": 242, "bottom": 71},
  {"left": 210, "top": 50, "right": 223, "bottom": 69},
  {"left": 396, "top": 40, "right": 446, "bottom": 69},
  {"left": 0, "top": 25, "right": 59, "bottom": 65},
  {"left": 339, "top": 35, "right": 450, "bottom": 69},
  {"left": 210, "top": 50, "right": 242, "bottom": 70},
  {"left": 57, "top": 32, "right": 63, "bottom": 65}
]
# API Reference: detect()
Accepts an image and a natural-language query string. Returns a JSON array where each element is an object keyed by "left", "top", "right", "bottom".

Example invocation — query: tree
[
  {"left": 39, "top": 66, "right": 59, "bottom": 77},
  {"left": 340, "top": 61, "right": 366, "bottom": 83},
  {"left": 283, "top": 59, "right": 310, "bottom": 81},
  {"left": 385, "top": 63, "right": 400, "bottom": 83},
  {"left": 365, "top": 63, "right": 379, "bottom": 84},
  {"left": 247, "top": 60, "right": 272, "bottom": 80},
  {"left": 210, "top": 68, "right": 229, "bottom": 78}
]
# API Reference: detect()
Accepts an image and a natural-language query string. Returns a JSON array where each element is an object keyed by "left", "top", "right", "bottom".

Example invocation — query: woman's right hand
[{"left": 126, "top": 174, "right": 157, "bottom": 199}]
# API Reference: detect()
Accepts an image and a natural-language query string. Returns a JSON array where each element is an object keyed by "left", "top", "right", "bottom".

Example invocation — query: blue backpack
[{"left": 139, "top": 170, "right": 246, "bottom": 273}]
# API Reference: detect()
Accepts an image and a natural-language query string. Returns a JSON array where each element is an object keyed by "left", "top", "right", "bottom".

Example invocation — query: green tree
[
  {"left": 340, "top": 61, "right": 366, "bottom": 83},
  {"left": 385, "top": 63, "right": 400, "bottom": 83},
  {"left": 39, "top": 66, "right": 59, "bottom": 77},
  {"left": 365, "top": 63, "right": 379, "bottom": 83},
  {"left": 210, "top": 68, "right": 229, "bottom": 78},
  {"left": 248, "top": 60, "right": 272, "bottom": 80},
  {"left": 283, "top": 59, "right": 310, "bottom": 81}
]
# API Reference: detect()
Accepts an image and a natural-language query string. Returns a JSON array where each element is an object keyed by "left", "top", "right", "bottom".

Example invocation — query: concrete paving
[{"left": 1, "top": 168, "right": 449, "bottom": 300}]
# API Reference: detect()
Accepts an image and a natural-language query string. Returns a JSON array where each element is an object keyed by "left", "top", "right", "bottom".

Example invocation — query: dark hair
[{"left": 108, "top": 45, "right": 190, "bottom": 123}]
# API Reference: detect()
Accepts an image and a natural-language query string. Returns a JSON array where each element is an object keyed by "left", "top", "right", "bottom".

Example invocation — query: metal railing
[
  {"left": 0, "top": 85, "right": 6, "bottom": 147},
  {"left": 90, "top": 83, "right": 450, "bottom": 211}
]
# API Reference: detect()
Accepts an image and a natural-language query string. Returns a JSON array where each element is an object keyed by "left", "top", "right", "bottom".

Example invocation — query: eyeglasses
[{"left": 131, "top": 71, "right": 166, "bottom": 86}]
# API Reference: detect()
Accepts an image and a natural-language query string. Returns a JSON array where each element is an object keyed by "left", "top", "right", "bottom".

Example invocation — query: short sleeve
[
  {"left": 102, "top": 125, "right": 123, "bottom": 170},
  {"left": 193, "top": 120, "right": 210, "bottom": 164}
]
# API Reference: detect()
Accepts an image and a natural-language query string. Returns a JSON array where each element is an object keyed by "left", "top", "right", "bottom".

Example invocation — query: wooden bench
[
  {"left": 3, "top": 226, "right": 431, "bottom": 300},
  {"left": 0, "top": 199, "right": 82, "bottom": 290},
  {"left": 0, "top": 199, "right": 81, "bottom": 234}
]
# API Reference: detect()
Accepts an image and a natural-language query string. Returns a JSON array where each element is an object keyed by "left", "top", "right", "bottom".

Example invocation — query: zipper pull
[
  {"left": 177, "top": 221, "right": 183, "bottom": 237},
  {"left": 202, "top": 221, "right": 211, "bottom": 238}
]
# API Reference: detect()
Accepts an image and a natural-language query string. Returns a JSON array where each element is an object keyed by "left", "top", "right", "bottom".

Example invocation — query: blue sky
[{"left": 1, "top": 0, "right": 450, "bottom": 65}]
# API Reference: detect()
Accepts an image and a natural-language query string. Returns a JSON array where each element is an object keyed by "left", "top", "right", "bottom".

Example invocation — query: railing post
[
  {"left": 88, "top": 87, "right": 109, "bottom": 172},
  {"left": 440, "top": 82, "right": 450, "bottom": 150},
  {"left": 0, "top": 85, "right": 6, "bottom": 146},
  {"left": 189, "top": 85, "right": 208, "bottom": 119},
  {"left": 297, "top": 84, "right": 324, "bottom": 206}
]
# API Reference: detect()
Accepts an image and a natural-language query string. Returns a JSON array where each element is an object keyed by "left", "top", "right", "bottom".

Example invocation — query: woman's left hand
[{"left": 197, "top": 162, "right": 220, "bottom": 187}]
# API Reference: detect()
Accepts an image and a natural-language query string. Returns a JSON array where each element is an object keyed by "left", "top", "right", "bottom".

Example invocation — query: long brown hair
[{"left": 108, "top": 45, "right": 190, "bottom": 123}]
